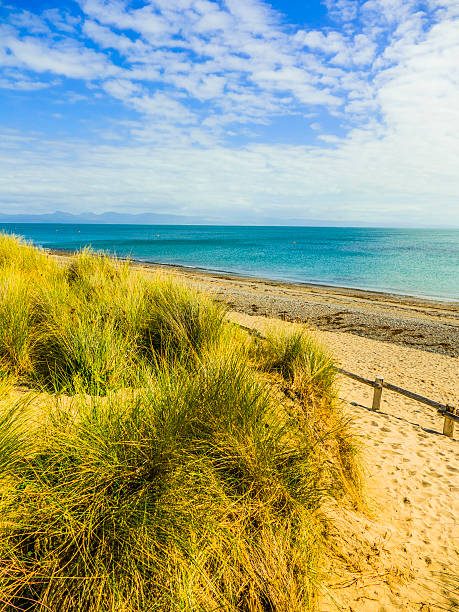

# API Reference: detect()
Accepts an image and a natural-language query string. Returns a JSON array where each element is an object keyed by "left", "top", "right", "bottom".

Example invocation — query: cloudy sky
[{"left": 1, "top": 0, "right": 458, "bottom": 225}]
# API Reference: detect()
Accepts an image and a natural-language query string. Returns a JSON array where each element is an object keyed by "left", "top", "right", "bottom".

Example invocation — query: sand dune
[
  {"left": 229, "top": 312, "right": 459, "bottom": 611},
  {"left": 51, "top": 254, "right": 459, "bottom": 609}
]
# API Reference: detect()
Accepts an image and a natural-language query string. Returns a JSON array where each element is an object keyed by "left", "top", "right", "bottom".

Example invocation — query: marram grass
[
  {"left": 0, "top": 235, "right": 363, "bottom": 611},
  {"left": 256, "top": 323, "right": 337, "bottom": 399},
  {"left": 0, "top": 241, "right": 228, "bottom": 393},
  {"left": 0, "top": 232, "right": 53, "bottom": 272},
  {"left": 0, "top": 271, "right": 34, "bottom": 374}
]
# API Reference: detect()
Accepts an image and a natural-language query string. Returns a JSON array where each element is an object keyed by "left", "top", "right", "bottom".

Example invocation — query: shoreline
[
  {"left": 50, "top": 248, "right": 459, "bottom": 357},
  {"left": 48, "top": 247, "right": 458, "bottom": 306}
]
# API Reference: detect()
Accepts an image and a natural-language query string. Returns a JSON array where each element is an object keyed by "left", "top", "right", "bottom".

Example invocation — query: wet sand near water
[{"left": 126, "top": 259, "right": 459, "bottom": 358}]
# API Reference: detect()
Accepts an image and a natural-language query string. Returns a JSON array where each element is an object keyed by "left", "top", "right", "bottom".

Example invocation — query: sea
[{"left": 1, "top": 224, "right": 458, "bottom": 301}]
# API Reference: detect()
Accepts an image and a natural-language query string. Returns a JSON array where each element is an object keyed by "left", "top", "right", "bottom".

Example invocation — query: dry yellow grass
[{"left": 0, "top": 234, "right": 365, "bottom": 612}]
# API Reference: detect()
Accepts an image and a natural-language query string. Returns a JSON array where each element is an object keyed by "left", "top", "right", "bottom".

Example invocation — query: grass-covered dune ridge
[
  {"left": 0, "top": 233, "right": 362, "bottom": 611},
  {"left": 0, "top": 234, "right": 227, "bottom": 393}
]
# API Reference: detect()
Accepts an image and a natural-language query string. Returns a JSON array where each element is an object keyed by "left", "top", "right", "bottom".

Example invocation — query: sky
[{"left": 0, "top": 0, "right": 458, "bottom": 226}]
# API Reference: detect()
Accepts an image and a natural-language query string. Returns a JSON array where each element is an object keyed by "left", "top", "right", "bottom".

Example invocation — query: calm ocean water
[{"left": 1, "top": 224, "right": 458, "bottom": 301}]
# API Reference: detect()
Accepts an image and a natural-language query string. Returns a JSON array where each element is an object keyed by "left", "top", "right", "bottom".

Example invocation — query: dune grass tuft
[
  {"left": 0, "top": 272, "right": 35, "bottom": 374},
  {"left": 139, "top": 278, "right": 228, "bottom": 360},
  {"left": 32, "top": 306, "right": 136, "bottom": 394},
  {"left": 0, "top": 234, "right": 364, "bottom": 611},
  {"left": 0, "top": 232, "right": 55, "bottom": 273},
  {"left": 257, "top": 323, "right": 337, "bottom": 399},
  {"left": 0, "top": 352, "right": 338, "bottom": 611}
]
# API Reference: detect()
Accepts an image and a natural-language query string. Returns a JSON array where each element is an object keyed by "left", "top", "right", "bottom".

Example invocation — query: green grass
[
  {"left": 257, "top": 323, "right": 337, "bottom": 399},
  {"left": 0, "top": 272, "right": 34, "bottom": 374},
  {"left": 0, "top": 232, "right": 56, "bottom": 273},
  {"left": 0, "top": 353, "right": 334, "bottom": 611},
  {"left": 0, "top": 243, "right": 228, "bottom": 393},
  {"left": 32, "top": 305, "right": 136, "bottom": 394},
  {"left": 138, "top": 278, "right": 228, "bottom": 359},
  {"left": 0, "top": 234, "right": 364, "bottom": 611}
]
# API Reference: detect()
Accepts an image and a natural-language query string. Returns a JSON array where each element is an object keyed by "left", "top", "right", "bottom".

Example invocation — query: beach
[
  {"left": 129, "top": 260, "right": 459, "bottom": 357},
  {"left": 130, "top": 259, "right": 459, "bottom": 610},
  {"left": 3, "top": 0, "right": 459, "bottom": 606},
  {"left": 3, "top": 243, "right": 457, "bottom": 610}
]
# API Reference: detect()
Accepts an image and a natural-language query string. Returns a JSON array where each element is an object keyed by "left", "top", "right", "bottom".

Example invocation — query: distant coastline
[{"left": 1, "top": 213, "right": 456, "bottom": 229}]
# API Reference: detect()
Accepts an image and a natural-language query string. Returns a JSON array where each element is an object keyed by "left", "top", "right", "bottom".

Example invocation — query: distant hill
[
  {"left": 0, "top": 211, "right": 387, "bottom": 227},
  {"left": 0, "top": 211, "right": 452, "bottom": 228},
  {"left": 0, "top": 211, "right": 207, "bottom": 225}
]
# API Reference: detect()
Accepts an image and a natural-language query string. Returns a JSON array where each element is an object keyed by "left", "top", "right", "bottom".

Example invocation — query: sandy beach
[
  {"left": 228, "top": 311, "right": 458, "bottom": 611},
  {"left": 127, "top": 260, "right": 459, "bottom": 358}
]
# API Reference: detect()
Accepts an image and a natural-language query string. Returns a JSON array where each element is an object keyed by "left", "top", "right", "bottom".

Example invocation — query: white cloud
[
  {"left": 194, "top": 9, "right": 233, "bottom": 33},
  {"left": 9, "top": 11, "right": 50, "bottom": 34},
  {"left": 0, "top": 26, "right": 118, "bottom": 79},
  {"left": 79, "top": 0, "right": 173, "bottom": 39},
  {"left": 43, "top": 9, "right": 80, "bottom": 33},
  {"left": 224, "top": 0, "right": 280, "bottom": 35},
  {"left": 102, "top": 78, "right": 142, "bottom": 99},
  {"left": 361, "top": 0, "right": 413, "bottom": 26},
  {"left": 324, "top": 0, "right": 359, "bottom": 23},
  {"left": 1, "top": 0, "right": 361, "bottom": 135},
  {"left": 129, "top": 92, "right": 198, "bottom": 124},
  {"left": 76, "top": 0, "right": 348, "bottom": 125},
  {"left": 0, "top": 76, "right": 53, "bottom": 90},
  {"left": 297, "top": 30, "right": 376, "bottom": 66},
  {"left": 1, "top": 95, "right": 458, "bottom": 224},
  {"left": 83, "top": 20, "right": 142, "bottom": 52}
]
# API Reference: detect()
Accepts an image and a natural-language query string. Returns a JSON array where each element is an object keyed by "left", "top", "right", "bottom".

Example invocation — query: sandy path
[{"left": 229, "top": 312, "right": 459, "bottom": 611}]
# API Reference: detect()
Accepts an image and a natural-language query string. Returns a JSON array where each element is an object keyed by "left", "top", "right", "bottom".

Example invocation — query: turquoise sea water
[{"left": 1, "top": 224, "right": 458, "bottom": 301}]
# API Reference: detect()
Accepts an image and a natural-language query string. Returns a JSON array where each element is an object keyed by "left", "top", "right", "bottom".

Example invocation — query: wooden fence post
[
  {"left": 372, "top": 377, "right": 384, "bottom": 410},
  {"left": 443, "top": 408, "right": 456, "bottom": 438}
]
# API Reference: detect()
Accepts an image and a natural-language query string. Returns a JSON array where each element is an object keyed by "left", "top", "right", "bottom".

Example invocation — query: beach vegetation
[
  {"left": 0, "top": 234, "right": 363, "bottom": 611},
  {"left": 257, "top": 323, "right": 337, "bottom": 399},
  {"left": 0, "top": 271, "right": 34, "bottom": 374}
]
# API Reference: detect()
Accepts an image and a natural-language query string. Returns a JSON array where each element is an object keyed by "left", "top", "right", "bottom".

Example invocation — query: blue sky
[{"left": 0, "top": 0, "right": 458, "bottom": 225}]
